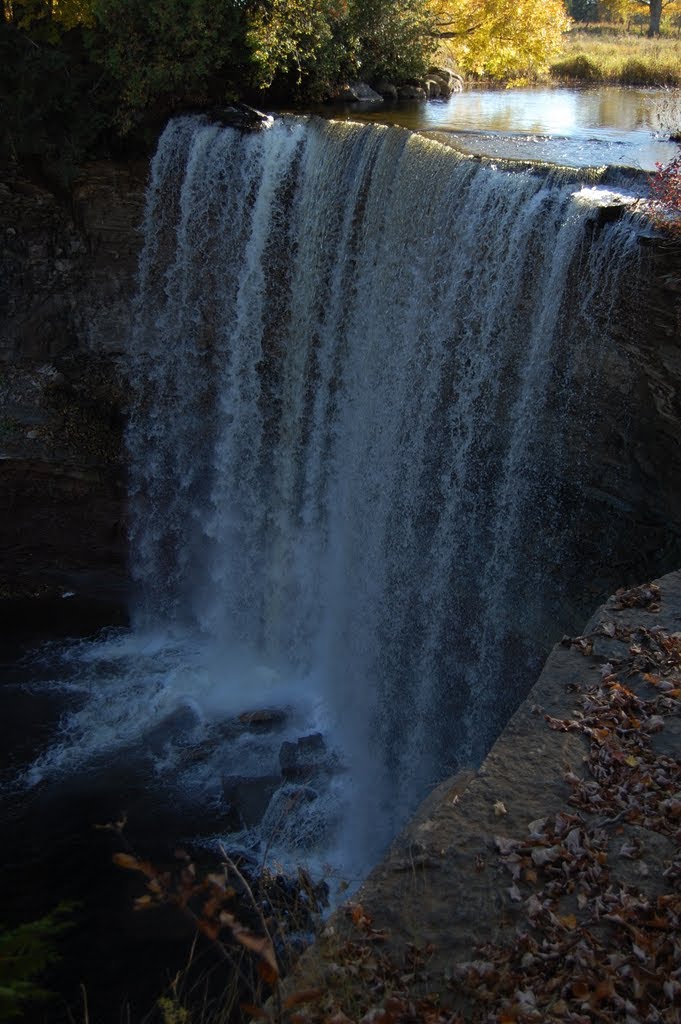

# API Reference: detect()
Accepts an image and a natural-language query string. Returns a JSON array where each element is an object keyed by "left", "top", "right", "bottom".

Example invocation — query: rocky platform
[{"left": 279, "top": 570, "right": 681, "bottom": 1022}]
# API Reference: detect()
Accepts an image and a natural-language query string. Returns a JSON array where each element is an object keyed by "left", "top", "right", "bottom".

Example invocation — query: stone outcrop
[
  {"left": 332, "top": 82, "right": 384, "bottom": 104},
  {"left": 1, "top": 161, "right": 146, "bottom": 360},
  {"left": 283, "top": 569, "right": 681, "bottom": 1014},
  {"left": 570, "top": 237, "right": 681, "bottom": 599},
  {"left": 426, "top": 66, "right": 464, "bottom": 98}
]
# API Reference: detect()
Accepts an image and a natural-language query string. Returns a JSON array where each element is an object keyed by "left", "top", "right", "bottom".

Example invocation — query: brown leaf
[
  {"left": 112, "top": 852, "right": 156, "bottom": 877},
  {"left": 350, "top": 903, "right": 373, "bottom": 930},
  {"left": 284, "top": 990, "right": 326, "bottom": 1009},
  {"left": 198, "top": 919, "right": 220, "bottom": 941},
  {"left": 220, "top": 912, "right": 279, "bottom": 979},
  {"left": 240, "top": 1004, "right": 272, "bottom": 1020},
  {"left": 257, "top": 960, "right": 279, "bottom": 987}
]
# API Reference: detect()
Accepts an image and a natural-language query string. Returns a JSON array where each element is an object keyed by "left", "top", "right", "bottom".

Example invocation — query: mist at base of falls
[{"left": 11, "top": 115, "right": 643, "bottom": 873}]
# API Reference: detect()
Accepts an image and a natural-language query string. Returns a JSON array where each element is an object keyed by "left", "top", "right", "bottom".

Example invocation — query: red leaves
[
  {"left": 649, "top": 156, "right": 681, "bottom": 239},
  {"left": 111, "top": 843, "right": 282, "bottom": 998}
]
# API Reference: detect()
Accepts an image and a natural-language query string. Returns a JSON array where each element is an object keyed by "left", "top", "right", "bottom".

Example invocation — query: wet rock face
[
  {"left": 0, "top": 162, "right": 147, "bottom": 605},
  {"left": 573, "top": 240, "right": 681, "bottom": 599},
  {"left": 279, "top": 733, "right": 330, "bottom": 780},
  {"left": 0, "top": 163, "right": 147, "bottom": 361}
]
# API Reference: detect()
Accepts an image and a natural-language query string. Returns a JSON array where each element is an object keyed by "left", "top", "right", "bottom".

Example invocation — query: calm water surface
[{"left": 325, "top": 86, "right": 680, "bottom": 171}]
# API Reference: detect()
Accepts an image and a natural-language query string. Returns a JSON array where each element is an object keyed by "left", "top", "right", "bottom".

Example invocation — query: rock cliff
[{"left": 0, "top": 161, "right": 147, "bottom": 620}]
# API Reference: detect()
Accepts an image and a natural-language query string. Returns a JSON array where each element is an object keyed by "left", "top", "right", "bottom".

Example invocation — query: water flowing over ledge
[{"left": 117, "top": 114, "right": 645, "bottom": 864}]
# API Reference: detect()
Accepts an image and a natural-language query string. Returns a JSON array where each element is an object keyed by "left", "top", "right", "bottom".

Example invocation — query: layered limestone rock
[{"left": 0, "top": 161, "right": 147, "bottom": 610}]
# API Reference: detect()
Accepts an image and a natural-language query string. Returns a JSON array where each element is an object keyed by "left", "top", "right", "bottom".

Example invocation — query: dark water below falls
[{"left": 0, "top": 114, "right": 652, "bottom": 1018}]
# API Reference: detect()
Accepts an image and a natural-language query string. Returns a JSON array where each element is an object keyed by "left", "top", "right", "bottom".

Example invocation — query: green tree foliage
[
  {"left": 246, "top": 0, "right": 337, "bottom": 90},
  {"left": 0, "top": 905, "right": 72, "bottom": 1021},
  {"left": 246, "top": 0, "right": 433, "bottom": 96},
  {"left": 1, "top": 0, "right": 107, "bottom": 172},
  {"left": 2, "top": 0, "right": 572, "bottom": 172},
  {"left": 346, "top": 0, "right": 432, "bottom": 81},
  {"left": 91, "top": 0, "right": 247, "bottom": 134}
]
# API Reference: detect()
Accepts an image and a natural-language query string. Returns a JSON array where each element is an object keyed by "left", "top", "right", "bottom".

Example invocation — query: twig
[{"left": 219, "top": 844, "right": 282, "bottom": 1024}]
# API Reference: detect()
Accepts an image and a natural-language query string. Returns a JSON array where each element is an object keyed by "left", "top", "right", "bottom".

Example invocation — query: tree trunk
[{"left": 647, "top": 0, "right": 663, "bottom": 37}]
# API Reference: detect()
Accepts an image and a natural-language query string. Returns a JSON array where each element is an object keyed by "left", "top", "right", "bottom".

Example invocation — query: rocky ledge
[{"left": 281, "top": 570, "right": 681, "bottom": 1022}]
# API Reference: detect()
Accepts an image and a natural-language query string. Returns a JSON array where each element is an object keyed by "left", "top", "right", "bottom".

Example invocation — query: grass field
[{"left": 550, "top": 24, "right": 681, "bottom": 87}]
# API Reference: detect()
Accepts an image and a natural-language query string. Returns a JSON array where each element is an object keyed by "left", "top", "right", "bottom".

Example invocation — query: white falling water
[{"left": 20, "top": 115, "right": 642, "bottom": 870}]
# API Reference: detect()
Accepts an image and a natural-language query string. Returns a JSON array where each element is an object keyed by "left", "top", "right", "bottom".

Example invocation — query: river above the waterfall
[{"left": 304, "top": 85, "right": 680, "bottom": 171}]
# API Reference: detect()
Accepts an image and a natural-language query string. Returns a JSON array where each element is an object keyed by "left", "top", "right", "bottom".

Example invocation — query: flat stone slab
[{"left": 281, "top": 569, "right": 681, "bottom": 1019}]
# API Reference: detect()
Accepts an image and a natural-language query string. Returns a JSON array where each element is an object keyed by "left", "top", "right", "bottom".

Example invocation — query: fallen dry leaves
[
  {"left": 451, "top": 616, "right": 681, "bottom": 1023},
  {"left": 278, "top": 606, "right": 680, "bottom": 1024}
]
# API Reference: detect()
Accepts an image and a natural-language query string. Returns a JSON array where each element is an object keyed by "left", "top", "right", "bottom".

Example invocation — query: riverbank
[
  {"left": 279, "top": 570, "right": 681, "bottom": 1022},
  {"left": 550, "top": 25, "right": 681, "bottom": 89}
]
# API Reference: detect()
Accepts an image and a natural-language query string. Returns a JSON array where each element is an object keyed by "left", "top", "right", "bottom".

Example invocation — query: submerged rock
[
  {"left": 279, "top": 733, "right": 329, "bottom": 780},
  {"left": 207, "top": 103, "right": 274, "bottom": 131},
  {"left": 238, "top": 707, "right": 288, "bottom": 731},
  {"left": 332, "top": 82, "right": 384, "bottom": 103},
  {"left": 221, "top": 774, "right": 281, "bottom": 828}
]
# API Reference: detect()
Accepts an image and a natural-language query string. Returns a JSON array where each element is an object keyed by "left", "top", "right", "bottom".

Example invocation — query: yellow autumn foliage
[
  {"left": 427, "top": 0, "right": 571, "bottom": 79},
  {"left": 600, "top": 0, "right": 681, "bottom": 30}
]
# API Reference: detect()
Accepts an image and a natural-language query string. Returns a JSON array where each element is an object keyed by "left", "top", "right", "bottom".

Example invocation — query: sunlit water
[{"left": 321, "top": 86, "right": 680, "bottom": 170}]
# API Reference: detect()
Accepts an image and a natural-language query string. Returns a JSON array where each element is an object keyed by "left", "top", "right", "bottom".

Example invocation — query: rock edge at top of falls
[{"left": 281, "top": 567, "right": 681, "bottom": 1017}]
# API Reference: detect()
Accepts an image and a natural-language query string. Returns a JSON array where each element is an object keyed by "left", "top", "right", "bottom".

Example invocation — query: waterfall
[{"left": 21, "top": 114, "right": 643, "bottom": 869}]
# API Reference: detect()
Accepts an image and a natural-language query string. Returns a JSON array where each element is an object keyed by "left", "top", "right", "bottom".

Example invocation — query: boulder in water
[
  {"left": 428, "top": 66, "right": 464, "bottom": 95},
  {"left": 207, "top": 103, "right": 274, "bottom": 131},
  {"left": 279, "top": 733, "right": 330, "bottom": 780},
  {"left": 397, "top": 85, "right": 427, "bottom": 101},
  {"left": 259, "top": 783, "right": 330, "bottom": 851},
  {"left": 221, "top": 774, "right": 281, "bottom": 828},
  {"left": 238, "top": 707, "right": 288, "bottom": 731},
  {"left": 332, "top": 82, "right": 384, "bottom": 104},
  {"left": 144, "top": 703, "right": 202, "bottom": 756},
  {"left": 374, "top": 78, "right": 398, "bottom": 101}
]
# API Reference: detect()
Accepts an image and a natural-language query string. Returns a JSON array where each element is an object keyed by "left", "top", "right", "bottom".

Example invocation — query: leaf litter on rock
[{"left": 275, "top": 620, "right": 680, "bottom": 1023}]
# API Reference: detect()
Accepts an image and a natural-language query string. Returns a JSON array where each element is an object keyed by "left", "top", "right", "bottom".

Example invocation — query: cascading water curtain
[{"left": 128, "top": 114, "right": 641, "bottom": 852}]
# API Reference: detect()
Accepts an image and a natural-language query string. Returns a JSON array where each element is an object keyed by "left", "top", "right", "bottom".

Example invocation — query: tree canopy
[
  {"left": 1, "top": 0, "right": 572, "bottom": 174},
  {"left": 427, "top": 0, "right": 570, "bottom": 79},
  {"left": 600, "top": 0, "right": 681, "bottom": 34}
]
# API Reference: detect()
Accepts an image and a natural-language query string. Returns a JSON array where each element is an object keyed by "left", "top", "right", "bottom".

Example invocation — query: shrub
[
  {"left": 649, "top": 153, "right": 681, "bottom": 238},
  {"left": 0, "top": 905, "right": 73, "bottom": 1021},
  {"left": 549, "top": 52, "right": 603, "bottom": 80}
]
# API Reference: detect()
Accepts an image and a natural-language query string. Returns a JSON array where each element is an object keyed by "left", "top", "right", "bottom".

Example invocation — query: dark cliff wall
[
  {"left": 0, "top": 161, "right": 147, "bottom": 616},
  {"left": 558, "top": 236, "right": 681, "bottom": 617}
]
